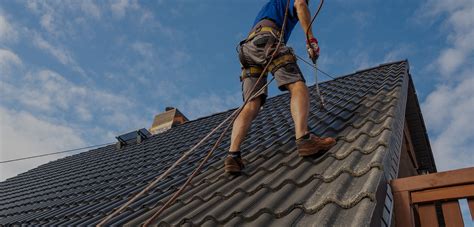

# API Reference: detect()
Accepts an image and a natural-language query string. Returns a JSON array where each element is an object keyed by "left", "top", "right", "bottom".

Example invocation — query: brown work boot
[
  {"left": 224, "top": 152, "right": 244, "bottom": 174},
  {"left": 296, "top": 133, "right": 336, "bottom": 157}
]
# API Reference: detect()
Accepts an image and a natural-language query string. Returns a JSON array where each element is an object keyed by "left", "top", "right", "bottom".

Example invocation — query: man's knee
[
  {"left": 286, "top": 81, "right": 307, "bottom": 93},
  {"left": 242, "top": 97, "right": 262, "bottom": 117}
]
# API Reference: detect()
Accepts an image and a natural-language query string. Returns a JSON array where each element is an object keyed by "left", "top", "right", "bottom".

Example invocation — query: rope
[
  {"left": 144, "top": 58, "right": 389, "bottom": 225},
  {"left": 305, "top": 0, "right": 326, "bottom": 109},
  {"left": 98, "top": 0, "right": 325, "bottom": 225},
  {"left": 96, "top": 109, "right": 241, "bottom": 226},
  {"left": 314, "top": 61, "right": 326, "bottom": 109},
  {"left": 141, "top": 0, "right": 293, "bottom": 225},
  {"left": 295, "top": 53, "right": 336, "bottom": 79},
  {"left": 305, "top": 0, "right": 324, "bottom": 43},
  {"left": 141, "top": 76, "right": 276, "bottom": 225}
]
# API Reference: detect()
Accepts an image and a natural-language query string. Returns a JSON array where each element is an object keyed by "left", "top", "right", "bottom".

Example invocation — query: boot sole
[
  {"left": 224, "top": 165, "right": 242, "bottom": 173},
  {"left": 298, "top": 148, "right": 323, "bottom": 157},
  {"left": 298, "top": 141, "right": 336, "bottom": 157}
]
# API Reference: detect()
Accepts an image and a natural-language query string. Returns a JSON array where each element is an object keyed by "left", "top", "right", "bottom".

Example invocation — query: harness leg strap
[
  {"left": 240, "top": 67, "right": 268, "bottom": 81},
  {"left": 267, "top": 53, "right": 297, "bottom": 74}
]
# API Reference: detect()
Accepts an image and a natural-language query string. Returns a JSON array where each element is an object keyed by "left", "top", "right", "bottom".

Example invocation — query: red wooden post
[
  {"left": 418, "top": 203, "right": 439, "bottom": 227},
  {"left": 441, "top": 200, "right": 464, "bottom": 227},
  {"left": 393, "top": 191, "right": 415, "bottom": 227}
]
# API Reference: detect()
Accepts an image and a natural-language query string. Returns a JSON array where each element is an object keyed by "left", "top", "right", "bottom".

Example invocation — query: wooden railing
[{"left": 390, "top": 167, "right": 474, "bottom": 227}]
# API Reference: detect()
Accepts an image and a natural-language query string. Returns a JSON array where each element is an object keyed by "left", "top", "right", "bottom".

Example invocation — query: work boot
[
  {"left": 296, "top": 133, "right": 336, "bottom": 157},
  {"left": 224, "top": 151, "right": 244, "bottom": 174}
]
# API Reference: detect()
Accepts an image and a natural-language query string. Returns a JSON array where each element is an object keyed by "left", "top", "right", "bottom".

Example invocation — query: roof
[{"left": 0, "top": 60, "right": 434, "bottom": 226}]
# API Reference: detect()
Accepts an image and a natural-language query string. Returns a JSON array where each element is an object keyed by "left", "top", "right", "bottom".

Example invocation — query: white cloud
[
  {"left": 0, "top": 107, "right": 86, "bottom": 181},
  {"left": 131, "top": 41, "right": 153, "bottom": 58},
  {"left": 383, "top": 45, "right": 412, "bottom": 62},
  {"left": 40, "top": 11, "right": 55, "bottom": 34},
  {"left": 422, "top": 74, "right": 474, "bottom": 171},
  {"left": 0, "top": 55, "right": 150, "bottom": 180},
  {"left": 180, "top": 92, "right": 241, "bottom": 119},
  {"left": 111, "top": 0, "right": 138, "bottom": 19},
  {"left": 351, "top": 11, "right": 373, "bottom": 29},
  {"left": 418, "top": 0, "right": 472, "bottom": 18},
  {"left": 353, "top": 51, "right": 375, "bottom": 70},
  {"left": 0, "top": 49, "right": 22, "bottom": 75},
  {"left": 24, "top": 0, "right": 102, "bottom": 40},
  {"left": 418, "top": 0, "right": 474, "bottom": 171},
  {"left": 0, "top": 61, "right": 149, "bottom": 132},
  {"left": 32, "top": 33, "right": 73, "bottom": 65},
  {"left": 3, "top": 3, "right": 89, "bottom": 76},
  {"left": 3, "top": 69, "right": 137, "bottom": 123},
  {"left": 419, "top": 0, "right": 474, "bottom": 76},
  {"left": 31, "top": 33, "right": 86, "bottom": 76},
  {"left": 80, "top": 0, "right": 101, "bottom": 19},
  {"left": 0, "top": 14, "right": 18, "bottom": 43},
  {"left": 437, "top": 48, "right": 466, "bottom": 75}
]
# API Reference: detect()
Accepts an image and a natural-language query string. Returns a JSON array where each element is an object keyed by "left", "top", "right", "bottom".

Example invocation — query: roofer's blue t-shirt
[{"left": 253, "top": 0, "right": 299, "bottom": 43}]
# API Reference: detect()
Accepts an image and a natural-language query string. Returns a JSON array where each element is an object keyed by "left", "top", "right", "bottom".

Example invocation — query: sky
[
  {"left": 0, "top": 0, "right": 473, "bottom": 224},
  {"left": 0, "top": 0, "right": 473, "bottom": 207}
]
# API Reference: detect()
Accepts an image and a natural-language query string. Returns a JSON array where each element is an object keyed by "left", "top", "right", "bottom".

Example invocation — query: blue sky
[
  {"left": 0, "top": 0, "right": 473, "bottom": 187},
  {"left": 0, "top": 0, "right": 473, "bottom": 224}
]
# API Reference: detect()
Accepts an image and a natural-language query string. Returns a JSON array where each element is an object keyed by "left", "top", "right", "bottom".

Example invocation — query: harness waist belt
[{"left": 247, "top": 27, "right": 281, "bottom": 41}]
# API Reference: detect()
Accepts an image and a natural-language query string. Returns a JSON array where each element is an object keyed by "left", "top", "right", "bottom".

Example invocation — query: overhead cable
[{"left": 0, "top": 142, "right": 115, "bottom": 164}]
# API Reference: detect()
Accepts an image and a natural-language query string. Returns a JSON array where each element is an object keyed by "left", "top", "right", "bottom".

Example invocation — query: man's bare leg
[
  {"left": 229, "top": 97, "right": 262, "bottom": 152},
  {"left": 286, "top": 81, "right": 310, "bottom": 139}
]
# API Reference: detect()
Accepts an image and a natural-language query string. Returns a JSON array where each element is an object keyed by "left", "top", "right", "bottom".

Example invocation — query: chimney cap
[{"left": 150, "top": 107, "right": 188, "bottom": 135}]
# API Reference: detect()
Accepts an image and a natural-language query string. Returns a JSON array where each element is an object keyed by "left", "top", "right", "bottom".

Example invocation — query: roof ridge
[
  {"left": 354, "top": 59, "right": 408, "bottom": 75},
  {"left": 327, "top": 59, "right": 407, "bottom": 84}
]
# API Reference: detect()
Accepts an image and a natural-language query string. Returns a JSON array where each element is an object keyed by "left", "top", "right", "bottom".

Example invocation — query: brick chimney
[{"left": 149, "top": 107, "right": 188, "bottom": 134}]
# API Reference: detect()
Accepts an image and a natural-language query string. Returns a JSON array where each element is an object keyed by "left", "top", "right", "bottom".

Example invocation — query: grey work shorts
[{"left": 239, "top": 33, "right": 305, "bottom": 106}]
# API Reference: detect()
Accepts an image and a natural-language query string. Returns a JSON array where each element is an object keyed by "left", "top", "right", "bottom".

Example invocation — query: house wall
[{"left": 398, "top": 129, "right": 419, "bottom": 178}]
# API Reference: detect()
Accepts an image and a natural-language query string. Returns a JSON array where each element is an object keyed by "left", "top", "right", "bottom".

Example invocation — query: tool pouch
[
  {"left": 252, "top": 35, "right": 273, "bottom": 48},
  {"left": 238, "top": 44, "right": 250, "bottom": 69}
]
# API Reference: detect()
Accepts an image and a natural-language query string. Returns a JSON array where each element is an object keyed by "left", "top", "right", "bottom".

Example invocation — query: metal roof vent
[
  {"left": 115, "top": 128, "right": 152, "bottom": 149},
  {"left": 149, "top": 107, "right": 188, "bottom": 135}
]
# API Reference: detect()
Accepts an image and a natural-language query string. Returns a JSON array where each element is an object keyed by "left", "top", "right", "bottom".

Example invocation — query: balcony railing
[{"left": 390, "top": 167, "right": 474, "bottom": 227}]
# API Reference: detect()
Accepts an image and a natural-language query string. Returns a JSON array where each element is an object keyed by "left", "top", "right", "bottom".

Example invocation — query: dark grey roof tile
[
  {"left": 0, "top": 61, "right": 418, "bottom": 226},
  {"left": 298, "top": 197, "right": 374, "bottom": 227}
]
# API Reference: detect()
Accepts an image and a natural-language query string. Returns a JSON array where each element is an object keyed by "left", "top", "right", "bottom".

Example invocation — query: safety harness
[
  {"left": 239, "top": 21, "right": 297, "bottom": 82},
  {"left": 98, "top": 0, "right": 329, "bottom": 226}
]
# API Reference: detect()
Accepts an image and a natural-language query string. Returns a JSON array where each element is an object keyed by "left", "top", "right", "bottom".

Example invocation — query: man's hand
[
  {"left": 295, "top": 0, "right": 318, "bottom": 62},
  {"left": 306, "top": 37, "right": 320, "bottom": 63}
]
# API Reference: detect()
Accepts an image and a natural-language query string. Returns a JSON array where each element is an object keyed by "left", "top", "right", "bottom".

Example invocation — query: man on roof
[{"left": 225, "top": 0, "right": 336, "bottom": 174}]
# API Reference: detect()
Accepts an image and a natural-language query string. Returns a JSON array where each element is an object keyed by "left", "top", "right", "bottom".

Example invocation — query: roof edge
[
  {"left": 405, "top": 73, "right": 437, "bottom": 173},
  {"left": 355, "top": 59, "right": 408, "bottom": 75},
  {"left": 368, "top": 59, "right": 411, "bottom": 227}
]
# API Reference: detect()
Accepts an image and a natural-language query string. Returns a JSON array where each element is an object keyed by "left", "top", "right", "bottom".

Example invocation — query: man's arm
[
  {"left": 294, "top": 0, "right": 319, "bottom": 62},
  {"left": 294, "top": 0, "right": 313, "bottom": 38}
]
